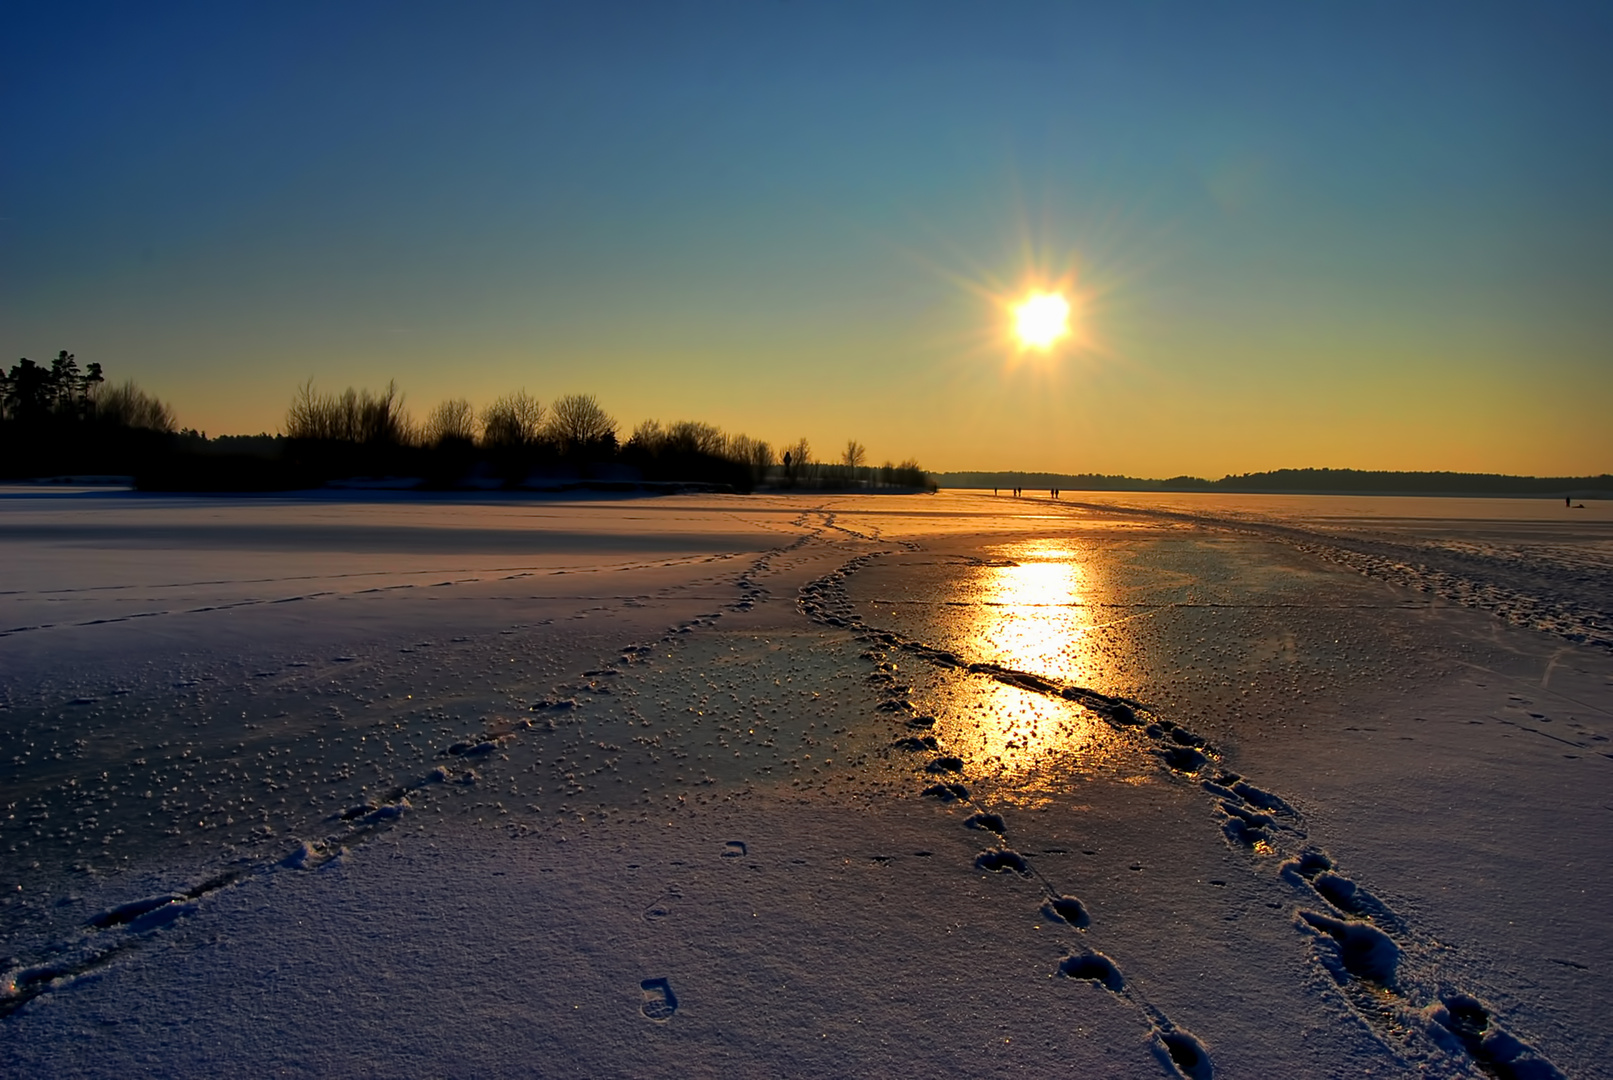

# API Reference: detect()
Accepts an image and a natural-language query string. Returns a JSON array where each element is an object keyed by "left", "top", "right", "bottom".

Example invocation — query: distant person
[{"left": 1567, "top": 496, "right": 1572, "bottom": 507}]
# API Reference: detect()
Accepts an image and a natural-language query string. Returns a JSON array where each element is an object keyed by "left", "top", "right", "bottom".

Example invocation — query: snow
[{"left": 2, "top": 489, "right": 1608, "bottom": 1077}]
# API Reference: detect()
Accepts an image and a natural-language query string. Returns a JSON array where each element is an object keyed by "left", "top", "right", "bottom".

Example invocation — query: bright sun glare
[{"left": 1014, "top": 292, "right": 1071, "bottom": 350}]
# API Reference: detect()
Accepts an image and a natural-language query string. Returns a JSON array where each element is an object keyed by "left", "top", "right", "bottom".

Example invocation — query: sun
[{"left": 1014, "top": 292, "right": 1071, "bottom": 350}]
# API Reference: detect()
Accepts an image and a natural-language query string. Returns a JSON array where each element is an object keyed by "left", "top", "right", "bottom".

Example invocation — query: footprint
[
  {"left": 974, "top": 849, "right": 1030, "bottom": 875},
  {"left": 86, "top": 894, "right": 184, "bottom": 930},
  {"left": 1219, "top": 803, "right": 1275, "bottom": 847},
  {"left": 920, "top": 783, "right": 970, "bottom": 803},
  {"left": 1282, "top": 852, "right": 1397, "bottom": 925},
  {"left": 1157, "top": 746, "right": 1207, "bottom": 772},
  {"left": 924, "top": 756, "right": 965, "bottom": 774},
  {"left": 1155, "top": 1028, "right": 1213, "bottom": 1080},
  {"left": 1043, "top": 895, "right": 1091, "bottom": 928},
  {"left": 1298, "top": 910, "right": 1399, "bottom": 985},
  {"left": 1281, "top": 849, "right": 1333, "bottom": 881},
  {"left": 1102, "top": 702, "right": 1141, "bottom": 725},
  {"left": 965, "top": 812, "right": 1006, "bottom": 834},
  {"left": 640, "top": 977, "right": 678, "bottom": 1021},
  {"left": 1058, "top": 951, "right": 1124, "bottom": 992},
  {"left": 1426, "top": 993, "right": 1565, "bottom": 1079},
  {"left": 1313, "top": 872, "right": 1390, "bottom": 920},
  {"left": 892, "top": 736, "right": 939, "bottom": 752},
  {"left": 1229, "top": 781, "right": 1296, "bottom": 817},
  {"left": 722, "top": 841, "right": 747, "bottom": 857}
]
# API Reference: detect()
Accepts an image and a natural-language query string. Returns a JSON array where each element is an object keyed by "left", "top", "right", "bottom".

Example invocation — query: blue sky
[{"left": 4, "top": 2, "right": 1609, "bottom": 475}]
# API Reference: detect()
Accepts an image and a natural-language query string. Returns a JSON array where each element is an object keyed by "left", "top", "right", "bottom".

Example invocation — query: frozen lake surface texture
[{"left": 2, "top": 488, "right": 1609, "bottom": 1078}]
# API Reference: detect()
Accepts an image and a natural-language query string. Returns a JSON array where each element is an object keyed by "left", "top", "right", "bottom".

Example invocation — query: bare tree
[
  {"left": 626, "top": 419, "right": 665, "bottom": 453},
  {"left": 546, "top": 393, "right": 617, "bottom": 453},
  {"left": 423, "top": 398, "right": 477, "bottom": 446},
  {"left": 842, "top": 439, "right": 867, "bottom": 470},
  {"left": 285, "top": 380, "right": 412, "bottom": 444},
  {"left": 93, "top": 380, "right": 176, "bottom": 432},
  {"left": 481, "top": 391, "right": 544, "bottom": 448},
  {"left": 664, "top": 420, "right": 724, "bottom": 455},
  {"left": 726, "top": 434, "right": 772, "bottom": 483}
]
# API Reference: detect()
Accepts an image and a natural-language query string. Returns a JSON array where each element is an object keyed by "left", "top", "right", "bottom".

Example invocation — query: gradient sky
[{"left": 4, "top": 2, "right": 1610, "bottom": 477}]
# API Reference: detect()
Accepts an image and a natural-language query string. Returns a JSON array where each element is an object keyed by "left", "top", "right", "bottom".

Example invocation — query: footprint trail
[{"left": 798, "top": 545, "right": 1570, "bottom": 1080}]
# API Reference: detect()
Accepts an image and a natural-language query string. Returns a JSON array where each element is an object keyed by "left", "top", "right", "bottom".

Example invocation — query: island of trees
[{"left": 0, "top": 355, "right": 934, "bottom": 493}]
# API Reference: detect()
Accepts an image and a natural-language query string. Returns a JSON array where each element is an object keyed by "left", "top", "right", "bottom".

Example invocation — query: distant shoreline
[
  {"left": 936, "top": 469, "right": 1612, "bottom": 500},
  {"left": 2, "top": 474, "right": 1606, "bottom": 503}
]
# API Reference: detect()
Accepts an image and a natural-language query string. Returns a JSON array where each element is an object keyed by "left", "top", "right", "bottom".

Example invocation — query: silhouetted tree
[
  {"left": 727, "top": 434, "right": 772, "bottom": 484},
  {"left": 0, "top": 352, "right": 177, "bottom": 479},
  {"left": 285, "top": 380, "right": 413, "bottom": 444},
  {"left": 2, "top": 359, "right": 51, "bottom": 422},
  {"left": 95, "top": 380, "right": 175, "bottom": 432},
  {"left": 2, "top": 352, "right": 105, "bottom": 423},
  {"left": 547, "top": 393, "right": 616, "bottom": 455},
  {"left": 423, "top": 398, "right": 478, "bottom": 446},
  {"left": 480, "top": 391, "right": 544, "bottom": 448},
  {"left": 665, "top": 420, "right": 725, "bottom": 455},
  {"left": 842, "top": 439, "right": 866, "bottom": 470}
]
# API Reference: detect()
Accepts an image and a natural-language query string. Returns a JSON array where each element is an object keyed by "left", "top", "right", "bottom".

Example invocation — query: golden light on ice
[
  {"left": 927, "top": 538, "right": 1129, "bottom": 787},
  {"left": 1014, "top": 291, "right": 1071, "bottom": 350}
]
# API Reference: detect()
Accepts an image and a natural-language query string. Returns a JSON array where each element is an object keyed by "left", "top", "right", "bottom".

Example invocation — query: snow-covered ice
[{"left": 2, "top": 488, "right": 1608, "bottom": 1077}]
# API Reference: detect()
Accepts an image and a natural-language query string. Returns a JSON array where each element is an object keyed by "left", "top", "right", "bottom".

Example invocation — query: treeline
[
  {"left": 3, "top": 357, "right": 935, "bottom": 493},
  {"left": 938, "top": 468, "right": 1613, "bottom": 497},
  {"left": 254, "top": 381, "right": 933, "bottom": 492},
  {"left": 0, "top": 352, "right": 177, "bottom": 478}
]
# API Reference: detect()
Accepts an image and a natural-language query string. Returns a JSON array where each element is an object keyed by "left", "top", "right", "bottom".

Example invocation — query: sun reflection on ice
[
  {"left": 927, "top": 538, "right": 1133, "bottom": 787},
  {"left": 977, "top": 539, "right": 1098, "bottom": 684}
]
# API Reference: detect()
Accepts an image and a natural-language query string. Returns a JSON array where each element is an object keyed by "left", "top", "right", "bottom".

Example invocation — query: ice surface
[{"left": 2, "top": 490, "right": 1608, "bottom": 1077}]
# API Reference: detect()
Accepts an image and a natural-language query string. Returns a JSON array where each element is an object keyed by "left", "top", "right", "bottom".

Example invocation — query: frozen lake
[{"left": 2, "top": 489, "right": 1608, "bottom": 1077}]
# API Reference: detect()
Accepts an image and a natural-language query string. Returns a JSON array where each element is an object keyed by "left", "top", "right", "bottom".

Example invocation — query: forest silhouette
[{"left": 1, "top": 359, "right": 934, "bottom": 493}]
